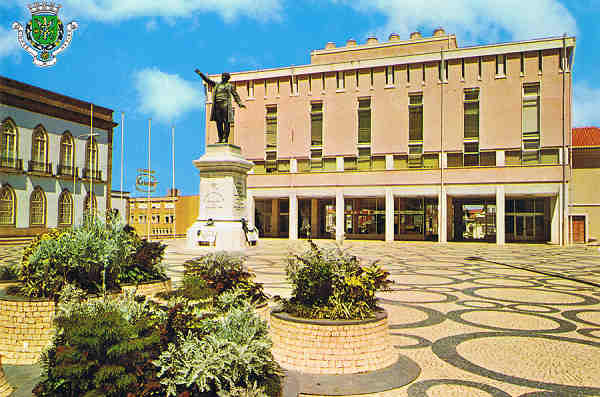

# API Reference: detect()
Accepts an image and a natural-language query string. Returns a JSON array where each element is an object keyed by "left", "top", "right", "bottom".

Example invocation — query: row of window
[
  {"left": 131, "top": 214, "right": 176, "bottom": 224},
  {"left": 0, "top": 185, "right": 97, "bottom": 227},
  {"left": 1, "top": 119, "right": 100, "bottom": 178},
  {"left": 218, "top": 49, "right": 573, "bottom": 99},
  {"left": 257, "top": 82, "right": 548, "bottom": 172}
]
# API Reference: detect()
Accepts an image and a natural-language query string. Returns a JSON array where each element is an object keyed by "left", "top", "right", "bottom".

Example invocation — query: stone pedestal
[{"left": 186, "top": 144, "right": 255, "bottom": 251}]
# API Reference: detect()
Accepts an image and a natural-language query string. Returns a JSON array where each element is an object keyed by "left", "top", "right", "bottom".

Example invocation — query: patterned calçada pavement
[{"left": 2, "top": 240, "right": 600, "bottom": 396}]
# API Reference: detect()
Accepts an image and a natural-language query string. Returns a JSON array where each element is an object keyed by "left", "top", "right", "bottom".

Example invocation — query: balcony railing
[
  {"left": 0, "top": 156, "right": 23, "bottom": 171},
  {"left": 82, "top": 168, "right": 102, "bottom": 181},
  {"left": 28, "top": 160, "right": 53, "bottom": 174},
  {"left": 57, "top": 164, "right": 79, "bottom": 178}
]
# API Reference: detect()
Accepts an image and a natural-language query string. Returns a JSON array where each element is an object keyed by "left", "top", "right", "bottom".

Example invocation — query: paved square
[{"left": 2, "top": 240, "right": 600, "bottom": 396}]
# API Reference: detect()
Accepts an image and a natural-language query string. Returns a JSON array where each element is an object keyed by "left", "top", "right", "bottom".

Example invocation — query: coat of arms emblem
[{"left": 12, "top": 2, "right": 78, "bottom": 67}]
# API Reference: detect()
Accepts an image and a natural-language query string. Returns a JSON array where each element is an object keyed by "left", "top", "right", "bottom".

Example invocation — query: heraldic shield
[{"left": 12, "top": 2, "right": 78, "bottom": 67}]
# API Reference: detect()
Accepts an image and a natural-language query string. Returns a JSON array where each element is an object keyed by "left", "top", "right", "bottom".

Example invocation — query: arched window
[
  {"left": 31, "top": 125, "right": 48, "bottom": 165},
  {"left": 29, "top": 186, "right": 46, "bottom": 226},
  {"left": 0, "top": 185, "right": 16, "bottom": 226},
  {"left": 59, "top": 131, "right": 74, "bottom": 175},
  {"left": 1, "top": 118, "right": 18, "bottom": 168},
  {"left": 85, "top": 137, "right": 98, "bottom": 179},
  {"left": 58, "top": 189, "right": 73, "bottom": 226},
  {"left": 84, "top": 191, "right": 97, "bottom": 214}
]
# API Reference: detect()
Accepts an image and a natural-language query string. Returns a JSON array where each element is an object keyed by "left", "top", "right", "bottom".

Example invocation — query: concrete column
[
  {"left": 311, "top": 198, "right": 319, "bottom": 238},
  {"left": 551, "top": 193, "right": 560, "bottom": 245},
  {"left": 438, "top": 187, "right": 447, "bottom": 243},
  {"left": 271, "top": 199, "right": 279, "bottom": 236},
  {"left": 496, "top": 150, "right": 505, "bottom": 166},
  {"left": 290, "top": 158, "right": 298, "bottom": 173},
  {"left": 385, "top": 155, "right": 394, "bottom": 170},
  {"left": 336, "top": 190, "right": 344, "bottom": 241},
  {"left": 336, "top": 157, "right": 344, "bottom": 172},
  {"left": 247, "top": 192, "right": 255, "bottom": 228},
  {"left": 564, "top": 184, "right": 570, "bottom": 245},
  {"left": 496, "top": 185, "right": 505, "bottom": 245},
  {"left": 385, "top": 189, "right": 394, "bottom": 242},
  {"left": 289, "top": 192, "right": 298, "bottom": 240}
]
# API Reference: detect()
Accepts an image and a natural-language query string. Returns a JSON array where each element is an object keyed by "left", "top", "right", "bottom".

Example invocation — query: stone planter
[
  {"left": 0, "top": 288, "right": 55, "bottom": 365},
  {"left": 0, "top": 355, "right": 13, "bottom": 397},
  {"left": 121, "top": 278, "right": 172, "bottom": 298},
  {"left": 270, "top": 309, "right": 397, "bottom": 374}
]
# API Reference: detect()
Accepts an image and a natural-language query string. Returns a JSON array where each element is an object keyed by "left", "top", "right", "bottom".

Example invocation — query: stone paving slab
[{"left": 2, "top": 240, "right": 600, "bottom": 396}]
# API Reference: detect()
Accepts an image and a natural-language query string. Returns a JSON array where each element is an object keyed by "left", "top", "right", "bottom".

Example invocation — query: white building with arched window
[{"left": 0, "top": 76, "right": 116, "bottom": 238}]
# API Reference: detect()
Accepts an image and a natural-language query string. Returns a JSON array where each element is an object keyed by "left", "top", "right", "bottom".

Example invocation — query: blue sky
[{"left": 1, "top": 0, "right": 598, "bottom": 197}]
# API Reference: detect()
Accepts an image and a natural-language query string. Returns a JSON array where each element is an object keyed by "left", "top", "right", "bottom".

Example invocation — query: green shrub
[
  {"left": 183, "top": 252, "right": 267, "bottom": 305},
  {"left": 277, "top": 241, "right": 392, "bottom": 320},
  {"left": 33, "top": 293, "right": 164, "bottom": 397},
  {"left": 154, "top": 295, "right": 280, "bottom": 397},
  {"left": 15, "top": 213, "right": 166, "bottom": 299},
  {"left": 0, "top": 264, "right": 18, "bottom": 281}
]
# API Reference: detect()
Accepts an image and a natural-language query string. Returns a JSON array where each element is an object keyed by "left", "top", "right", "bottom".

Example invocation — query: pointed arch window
[
  {"left": 58, "top": 189, "right": 73, "bottom": 226},
  {"left": 84, "top": 191, "right": 97, "bottom": 214},
  {"left": 59, "top": 131, "right": 75, "bottom": 176},
  {"left": 1, "top": 119, "right": 19, "bottom": 169},
  {"left": 29, "top": 187, "right": 46, "bottom": 226},
  {"left": 85, "top": 137, "right": 99, "bottom": 179},
  {"left": 0, "top": 185, "right": 16, "bottom": 226},
  {"left": 30, "top": 125, "right": 49, "bottom": 173}
]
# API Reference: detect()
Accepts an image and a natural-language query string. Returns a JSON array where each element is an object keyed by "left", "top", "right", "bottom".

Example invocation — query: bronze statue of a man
[{"left": 195, "top": 69, "right": 246, "bottom": 143}]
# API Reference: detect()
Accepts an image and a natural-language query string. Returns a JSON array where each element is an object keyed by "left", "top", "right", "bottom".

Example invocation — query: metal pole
[
  {"left": 440, "top": 49, "right": 445, "bottom": 242},
  {"left": 561, "top": 34, "right": 567, "bottom": 245},
  {"left": 90, "top": 104, "right": 93, "bottom": 212},
  {"left": 147, "top": 119, "right": 151, "bottom": 240},
  {"left": 172, "top": 125, "right": 176, "bottom": 239},
  {"left": 121, "top": 112, "right": 124, "bottom": 219}
]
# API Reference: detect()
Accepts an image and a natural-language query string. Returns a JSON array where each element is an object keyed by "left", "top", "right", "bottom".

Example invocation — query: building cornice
[{"left": 209, "top": 36, "right": 575, "bottom": 82}]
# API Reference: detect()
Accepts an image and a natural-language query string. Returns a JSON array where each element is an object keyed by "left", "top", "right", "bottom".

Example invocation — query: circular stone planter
[
  {"left": 0, "top": 355, "right": 13, "bottom": 397},
  {"left": 270, "top": 309, "right": 398, "bottom": 374}
]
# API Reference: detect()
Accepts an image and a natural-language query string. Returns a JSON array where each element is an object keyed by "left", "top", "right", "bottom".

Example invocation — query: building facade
[
  {"left": 0, "top": 76, "right": 116, "bottom": 237},
  {"left": 570, "top": 127, "right": 600, "bottom": 243},
  {"left": 129, "top": 189, "right": 198, "bottom": 239},
  {"left": 204, "top": 29, "right": 575, "bottom": 245}
]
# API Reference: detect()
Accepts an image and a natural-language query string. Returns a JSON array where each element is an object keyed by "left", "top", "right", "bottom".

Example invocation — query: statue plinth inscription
[{"left": 186, "top": 144, "right": 255, "bottom": 251}]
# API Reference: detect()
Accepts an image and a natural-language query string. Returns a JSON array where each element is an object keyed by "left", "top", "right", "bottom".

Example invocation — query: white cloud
[
  {"left": 51, "top": 0, "right": 283, "bottom": 22},
  {"left": 573, "top": 82, "right": 600, "bottom": 127},
  {"left": 134, "top": 68, "right": 205, "bottom": 124},
  {"left": 331, "top": 0, "right": 577, "bottom": 44},
  {"left": 0, "top": 25, "right": 20, "bottom": 59}
]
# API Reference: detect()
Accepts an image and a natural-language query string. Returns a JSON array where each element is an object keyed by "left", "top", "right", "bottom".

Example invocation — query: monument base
[{"left": 186, "top": 219, "right": 247, "bottom": 252}]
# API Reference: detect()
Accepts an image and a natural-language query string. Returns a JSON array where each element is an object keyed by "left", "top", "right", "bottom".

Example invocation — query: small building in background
[
  {"left": 128, "top": 188, "right": 199, "bottom": 240},
  {"left": 570, "top": 127, "right": 600, "bottom": 243},
  {"left": 110, "top": 190, "right": 130, "bottom": 224}
]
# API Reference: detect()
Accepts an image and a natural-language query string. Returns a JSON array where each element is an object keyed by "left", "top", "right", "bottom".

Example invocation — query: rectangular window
[
  {"left": 277, "top": 79, "right": 280, "bottom": 95},
  {"left": 408, "top": 144, "right": 423, "bottom": 168},
  {"left": 385, "top": 66, "right": 394, "bottom": 85},
  {"left": 247, "top": 80, "right": 254, "bottom": 97},
  {"left": 289, "top": 76, "right": 293, "bottom": 93},
  {"left": 356, "top": 70, "right": 359, "bottom": 88},
  {"left": 308, "top": 75, "right": 312, "bottom": 92},
  {"left": 461, "top": 58, "right": 465, "bottom": 79},
  {"left": 478, "top": 57, "right": 482, "bottom": 79},
  {"left": 447, "top": 153, "right": 463, "bottom": 167},
  {"left": 336, "top": 71, "right": 345, "bottom": 89},
  {"left": 480, "top": 151, "right": 496, "bottom": 166},
  {"left": 422, "top": 63, "right": 426, "bottom": 82},
  {"left": 322, "top": 73, "right": 326, "bottom": 91},
  {"left": 344, "top": 156, "right": 357, "bottom": 171},
  {"left": 520, "top": 53, "right": 525, "bottom": 75},
  {"left": 358, "top": 147, "right": 371, "bottom": 170},
  {"left": 496, "top": 54, "right": 506, "bottom": 76},
  {"left": 409, "top": 94, "right": 423, "bottom": 141},
  {"left": 323, "top": 157, "right": 336, "bottom": 171},
  {"left": 265, "top": 105, "right": 277, "bottom": 172},
  {"left": 464, "top": 89, "right": 480, "bottom": 139},
  {"left": 277, "top": 159, "right": 290, "bottom": 173},
  {"left": 358, "top": 98, "right": 371, "bottom": 145},
  {"left": 406, "top": 65, "right": 410, "bottom": 83},
  {"left": 266, "top": 151, "right": 277, "bottom": 173},
  {"left": 294, "top": 76, "right": 298, "bottom": 94},
  {"left": 310, "top": 149, "right": 322, "bottom": 170},
  {"left": 370, "top": 68, "right": 374, "bottom": 87},
  {"left": 438, "top": 61, "right": 442, "bottom": 81},
  {"left": 464, "top": 142, "right": 479, "bottom": 167},
  {"left": 538, "top": 50, "right": 543, "bottom": 73},
  {"left": 311, "top": 102, "right": 323, "bottom": 147},
  {"left": 444, "top": 60, "right": 449, "bottom": 81}
]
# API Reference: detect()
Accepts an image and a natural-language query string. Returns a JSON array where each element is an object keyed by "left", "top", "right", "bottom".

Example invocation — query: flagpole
[
  {"left": 121, "top": 112, "right": 124, "bottom": 218},
  {"left": 147, "top": 119, "right": 151, "bottom": 240},
  {"left": 90, "top": 104, "right": 93, "bottom": 212},
  {"left": 172, "top": 125, "right": 175, "bottom": 240}
]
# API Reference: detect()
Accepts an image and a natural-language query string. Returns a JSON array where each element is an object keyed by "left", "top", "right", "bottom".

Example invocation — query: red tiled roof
[{"left": 573, "top": 127, "right": 600, "bottom": 147}]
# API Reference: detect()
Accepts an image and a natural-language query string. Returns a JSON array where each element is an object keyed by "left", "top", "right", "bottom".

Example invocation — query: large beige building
[{"left": 203, "top": 29, "right": 575, "bottom": 245}]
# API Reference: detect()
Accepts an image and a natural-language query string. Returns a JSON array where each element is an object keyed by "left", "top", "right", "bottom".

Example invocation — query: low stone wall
[
  {"left": 0, "top": 356, "right": 13, "bottom": 397},
  {"left": 121, "top": 279, "right": 172, "bottom": 297},
  {"left": 270, "top": 310, "right": 397, "bottom": 374},
  {"left": 0, "top": 294, "right": 55, "bottom": 365}
]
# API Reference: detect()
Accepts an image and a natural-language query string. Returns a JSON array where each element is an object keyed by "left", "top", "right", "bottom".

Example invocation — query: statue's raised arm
[{"left": 194, "top": 69, "right": 215, "bottom": 86}]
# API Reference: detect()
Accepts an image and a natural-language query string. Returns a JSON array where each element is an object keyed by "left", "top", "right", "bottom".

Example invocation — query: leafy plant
[
  {"left": 277, "top": 241, "right": 392, "bottom": 320},
  {"left": 0, "top": 264, "right": 18, "bottom": 281},
  {"left": 183, "top": 252, "right": 267, "bottom": 305}
]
